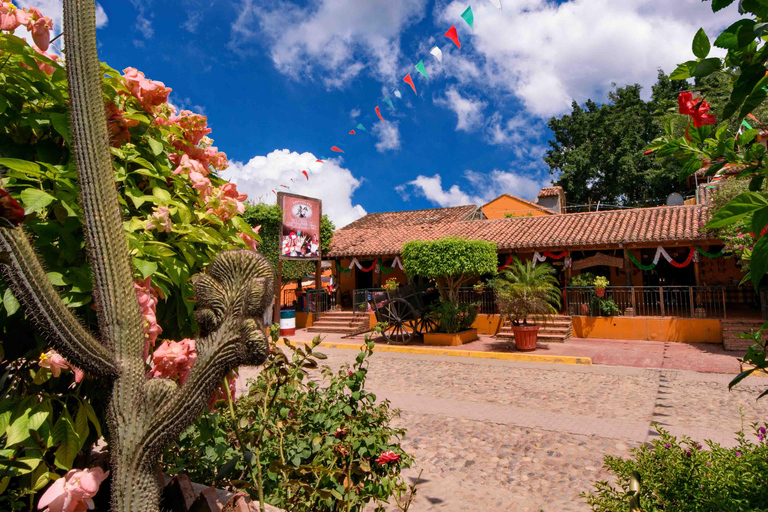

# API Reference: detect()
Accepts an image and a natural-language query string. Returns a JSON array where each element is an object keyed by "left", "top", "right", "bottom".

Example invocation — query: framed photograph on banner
[{"left": 277, "top": 192, "right": 322, "bottom": 261}]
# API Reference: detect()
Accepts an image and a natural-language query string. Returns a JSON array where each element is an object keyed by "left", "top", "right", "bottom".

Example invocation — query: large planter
[
  {"left": 511, "top": 325, "right": 539, "bottom": 351},
  {"left": 424, "top": 328, "right": 478, "bottom": 346},
  {"left": 595, "top": 287, "right": 606, "bottom": 297}
]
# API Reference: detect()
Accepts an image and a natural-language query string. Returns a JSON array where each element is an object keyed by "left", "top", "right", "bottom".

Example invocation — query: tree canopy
[
  {"left": 544, "top": 71, "right": 689, "bottom": 206},
  {"left": 401, "top": 237, "right": 497, "bottom": 302},
  {"left": 243, "top": 203, "right": 335, "bottom": 283}
]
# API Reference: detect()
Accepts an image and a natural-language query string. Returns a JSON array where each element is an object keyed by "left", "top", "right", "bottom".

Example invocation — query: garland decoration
[
  {"left": 378, "top": 261, "right": 395, "bottom": 274},
  {"left": 543, "top": 250, "right": 568, "bottom": 260},
  {"left": 391, "top": 256, "right": 405, "bottom": 270},
  {"left": 336, "top": 261, "right": 351, "bottom": 274},
  {"left": 628, "top": 247, "right": 705, "bottom": 270},
  {"left": 628, "top": 251, "right": 656, "bottom": 271},
  {"left": 696, "top": 246, "right": 724, "bottom": 258},
  {"left": 497, "top": 253, "right": 514, "bottom": 271}
]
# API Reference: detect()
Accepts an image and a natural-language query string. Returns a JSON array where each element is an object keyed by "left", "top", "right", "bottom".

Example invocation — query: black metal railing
[
  {"left": 457, "top": 288, "right": 497, "bottom": 315},
  {"left": 306, "top": 289, "right": 330, "bottom": 316},
  {"left": 352, "top": 288, "right": 384, "bottom": 315},
  {"left": 564, "top": 286, "right": 727, "bottom": 318}
]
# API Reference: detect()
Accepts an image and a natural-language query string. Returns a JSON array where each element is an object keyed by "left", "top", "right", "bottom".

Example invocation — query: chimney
[{"left": 536, "top": 186, "right": 565, "bottom": 214}]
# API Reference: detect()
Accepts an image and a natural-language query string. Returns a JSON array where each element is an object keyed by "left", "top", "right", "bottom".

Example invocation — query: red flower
[
  {"left": 678, "top": 92, "right": 716, "bottom": 128},
  {"left": 375, "top": 450, "right": 401, "bottom": 465},
  {"left": 678, "top": 91, "right": 696, "bottom": 116},
  {"left": 0, "top": 189, "right": 24, "bottom": 227},
  {"left": 692, "top": 101, "right": 716, "bottom": 127}
]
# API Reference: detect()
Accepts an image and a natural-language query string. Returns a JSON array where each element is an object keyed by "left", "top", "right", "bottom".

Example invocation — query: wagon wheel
[
  {"left": 380, "top": 298, "right": 417, "bottom": 344},
  {"left": 415, "top": 311, "right": 439, "bottom": 335}
]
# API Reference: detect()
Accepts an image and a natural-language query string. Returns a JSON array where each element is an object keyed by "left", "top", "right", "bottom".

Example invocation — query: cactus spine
[{"left": 0, "top": 1, "right": 274, "bottom": 511}]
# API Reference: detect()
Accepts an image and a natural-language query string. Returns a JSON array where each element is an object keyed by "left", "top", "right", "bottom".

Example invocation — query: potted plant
[
  {"left": 382, "top": 277, "right": 399, "bottom": 292},
  {"left": 594, "top": 276, "right": 609, "bottom": 298},
  {"left": 491, "top": 258, "right": 562, "bottom": 351}
]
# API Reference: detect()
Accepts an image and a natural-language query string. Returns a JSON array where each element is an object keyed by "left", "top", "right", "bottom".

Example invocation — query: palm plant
[{"left": 491, "top": 258, "right": 562, "bottom": 326}]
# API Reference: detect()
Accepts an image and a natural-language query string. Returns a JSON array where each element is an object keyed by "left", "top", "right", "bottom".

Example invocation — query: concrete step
[
  {"left": 724, "top": 338, "right": 758, "bottom": 351},
  {"left": 310, "top": 320, "right": 361, "bottom": 328},
  {"left": 497, "top": 332, "right": 570, "bottom": 343},
  {"left": 499, "top": 326, "right": 571, "bottom": 334},
  {"left": 307, "top": 326, "right": 368, "bottom": 334}
]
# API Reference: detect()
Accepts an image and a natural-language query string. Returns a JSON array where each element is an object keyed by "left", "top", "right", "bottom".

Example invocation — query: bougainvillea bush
[
  {"left": 584, "top": 425, "right": 768, "bottom": 511},
  {"left": 162, "top": 327, "right": 416, "bottom": 512},
  {"left": 0, "top": 3, "right": 258, "bottom": 508}
]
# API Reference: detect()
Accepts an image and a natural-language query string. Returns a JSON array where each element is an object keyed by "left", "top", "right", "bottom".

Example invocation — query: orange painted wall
[
  {"left": 572, "top": 316, "right": 722, "bottom": 343},
  {"left": 471, "top": 314, "right": 503, "bottom": 335},
  {"left": 482, "top": 195, "right": 551, "bottom": 220}
]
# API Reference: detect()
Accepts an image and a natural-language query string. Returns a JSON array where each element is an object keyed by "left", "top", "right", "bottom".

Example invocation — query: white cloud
[
  {"left": 182, "top": 11, "right": 202, "bottom": 33},
  {"left": 230, "top": 0, "right": 429, "bottom": 86},
  {"left": 438, "top": 0, "right": 739, "bottom": 117},
  {"left": 398, "top": 169, "right": 550, "bottom": 207},
  {"left": 221, "top": 149, "right": 366, "bottom": 228},
  {"left": 434, "top": 86, "right": 487, "bottom": 132},
  {"left": 372, "top": 121, "right": 401, "bottom": 152},
  {"left": 129, "top": 0, "right": 153, "bottom": 39},
  {"left": 350, "top": 108, "right": 361, "bottom": 120}
]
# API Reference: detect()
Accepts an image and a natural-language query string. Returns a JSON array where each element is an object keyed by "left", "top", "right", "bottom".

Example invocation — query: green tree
[
  {"left": 545, "top": 72, "right": 689, "bottom": 206},
  {"left": 401, "top": 237, "right": 497, "bottom": 302},
  {"left": 243, "top": 203, "right": 334, "bottom": 284}
]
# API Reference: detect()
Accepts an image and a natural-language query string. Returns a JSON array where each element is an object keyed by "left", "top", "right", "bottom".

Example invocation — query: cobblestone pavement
[{"left": 239, "top": 347, "right": 768, "bottom": 512}]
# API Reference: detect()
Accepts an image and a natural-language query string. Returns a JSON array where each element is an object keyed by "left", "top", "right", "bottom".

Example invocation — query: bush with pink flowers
[{"left": 0, "top": 3, "right": 259, "bottom": 509}]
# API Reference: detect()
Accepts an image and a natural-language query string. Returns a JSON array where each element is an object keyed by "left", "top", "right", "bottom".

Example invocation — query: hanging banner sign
[
  {"left": 277, "top": 192, "right": 322, "bottom": 261},
  {"left": 572, "top": 253, "right": 624, "bottom": 271}
]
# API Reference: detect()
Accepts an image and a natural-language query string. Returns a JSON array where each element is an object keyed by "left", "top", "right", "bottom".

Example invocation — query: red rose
[
  {"left": 0, "top": 189, "right": 24, "bottom": 227},
  {"left": 375, "top": 450, "right": 401, "bottom": 465}
]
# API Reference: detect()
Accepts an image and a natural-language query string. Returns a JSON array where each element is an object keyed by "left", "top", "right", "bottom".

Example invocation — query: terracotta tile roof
[
  {"left": 538, "top": 186, "right": 563, "bottom": 198},
  {"left": 327, "top": 205, "right": 715, "bottom": 258},
  {"left": 341, "top": 205, "right": 478, "bottom": 230}
]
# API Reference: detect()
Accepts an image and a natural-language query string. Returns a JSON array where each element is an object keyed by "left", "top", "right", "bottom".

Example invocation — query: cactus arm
[
  {"left": 62, "top": 0, "right": 144, "bottom": 353},
  {"left": 0, "top": 228, "right": 116, "bottom": 375}
]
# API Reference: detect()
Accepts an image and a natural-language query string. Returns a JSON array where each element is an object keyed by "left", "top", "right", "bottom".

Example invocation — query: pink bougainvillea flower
[
  {"left": 173, "top": 153, "right": 209, "bottom": 177},
  {"left": 206, "top": 183, "right": 247, "bottom": 221},
  {"left": 135, "top": 277, "right": 162, "bottom": 359},
  {"left": 207, "top": 371, "right": 237, "bottom": 411},
  {"left": 120, "top": 67, "right": 172, "bottom": 113},
  {"left": 157, "top": 110, "right": 211, "bottom": 146},
  {"left": 38, "top": 467, "right": 109, "bottom": 512},
  {"left": 145, "top": 206, "right": 172, "bottom": 233},
  {"left": 375, "top": 450, "right": 401, "bottom": 465},
  {"left": 38, "top": 350, "right": 70, "bottom": 378},
  {"left": 0, "top": 188, "right": 25, "bottom": 227},
  {"left": 188, "top": 169, "right": 212, "bottom": 194},
  {"left": 0, "top": 2, "right": 28, "bottom": 31},
  {"left": 148, "top": 339, "right": 197, "bottom": 385},
  {"left": 27, "top": 12, "right": 52, "bottom": 51},
  {"left": 31, "top": 46, "right": 59, "bottom": 76},
  {"left": 238, "top": 231, "right": 259, "bottom": 251}
]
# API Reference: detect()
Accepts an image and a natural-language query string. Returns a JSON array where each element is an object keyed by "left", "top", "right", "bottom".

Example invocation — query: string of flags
[
  {"left": 338, "top": 257, "right": 405, "bottom": 274},
  {"left": 265, "top": 0, "right": 505, "bottom": 199}
]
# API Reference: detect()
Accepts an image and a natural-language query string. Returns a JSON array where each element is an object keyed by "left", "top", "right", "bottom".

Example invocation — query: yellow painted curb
[{"left": 278, "top": 340, "right": 592, "bottom": 366}]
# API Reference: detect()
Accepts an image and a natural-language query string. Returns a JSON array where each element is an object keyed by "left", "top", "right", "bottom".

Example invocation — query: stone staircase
[
  {"left": 722, "top": 318, "right": 765, "bottom": 351},
  {"left": 496, "top": 315, "right": 572, "bottom": 343},
  {"left": 306, "top": 311, "right": 370, "bottom": 335}
]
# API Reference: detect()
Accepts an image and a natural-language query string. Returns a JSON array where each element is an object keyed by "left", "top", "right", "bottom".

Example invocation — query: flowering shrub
[
  {"left": 584, "top": 425, "right": 768, "bottom": 511},
  {"left": 162, "top": 327, "right": 415, "bottom": 511},
  {"left": 0, "top": 3, "right": 259, "bottom": 508}
]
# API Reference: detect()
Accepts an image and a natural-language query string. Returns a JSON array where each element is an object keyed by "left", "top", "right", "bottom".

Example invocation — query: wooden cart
[{"left": 367, "top": 284, "right": 440, "bottom": 343}]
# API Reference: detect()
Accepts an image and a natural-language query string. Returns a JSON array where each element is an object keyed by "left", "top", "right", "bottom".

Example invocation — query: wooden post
[
  {"left": 315, "top": 259, "right": 322, "bottom": 314},
  {"left": 273, "top": 260, "right": 283, "bottom": 325},
  {"left": 623, "top": 249, "right": 632, "bottom": 286},
  {"left": 659, "top": 286, "right": 665, "bottom": 316},
  {"left": 722, "top": 287, "right": 727, "bottom": 319},
  {"left": 689, "top": 286, "right": 695, "bottom": 318}
]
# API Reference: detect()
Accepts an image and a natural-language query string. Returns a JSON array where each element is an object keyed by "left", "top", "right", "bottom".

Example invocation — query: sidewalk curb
[{"left": 279, "top": 340, "right": 593, "bottom": 366}]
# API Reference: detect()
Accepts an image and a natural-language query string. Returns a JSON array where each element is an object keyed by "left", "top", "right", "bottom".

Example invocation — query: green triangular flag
[
  {"left": 415, "top": 60, "right": 428, "bottom": 79},
  {"left": 384, "top": 96, "right": 395, "bottom": 109},
  {"left": 356, "top": 123, "right": 366, "bottom": 132},
  {"left": 461, "top": 6, "right": 474, "bottom": 28},
  {"left": 742, "top": 119, "right": 753, "bottom": 130}
]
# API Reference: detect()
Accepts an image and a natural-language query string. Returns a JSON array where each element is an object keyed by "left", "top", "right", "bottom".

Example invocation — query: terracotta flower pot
[
  {"left": 511, "top": 325, "right": 539, "bottom": 351},
  {"left": 595, "top": 287, "right": 606, "bottom": 297}
]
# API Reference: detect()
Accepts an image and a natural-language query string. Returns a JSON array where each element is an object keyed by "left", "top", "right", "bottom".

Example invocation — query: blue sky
[{"left": 32, "top": 0, "right": 739, "bottom": 226}]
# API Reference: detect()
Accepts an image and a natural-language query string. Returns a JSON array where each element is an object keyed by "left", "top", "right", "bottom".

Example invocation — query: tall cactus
[{"left": 0, "top": 1, "right": 274, "bottom": 511}]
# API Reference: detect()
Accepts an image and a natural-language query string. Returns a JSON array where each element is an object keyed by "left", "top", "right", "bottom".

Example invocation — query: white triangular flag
[
  {"left": 394, "top": 89, "right": 402, "bottom": 99},
  {"left": 487, "top": 0, "right": 501, "bottom": 9},
  {"left": 430, "top": 46, "right": 443, "bottom": 63}
]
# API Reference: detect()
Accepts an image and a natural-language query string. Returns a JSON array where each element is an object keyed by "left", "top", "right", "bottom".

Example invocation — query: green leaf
[
  {"left": 738, "top": 128, "right": 759, "bottom": 146},
  {"left": 0, "top": 158, "right": 41, "bottom": 174},
  {"left": 27, "top": 401, "right": 52, "bottom": 431},
  {"left": 20, "top": 189, "right": 56, "bottom": 214},
  {"left": 669, "top": 61, "right": 696, "bottom": 80},
  {"left": 132, "top": 258, "right": 158, "bottom": 279},
  {"left": 52, "top": 410, "right": 78, "bottom": 470},
  {"left": 707, "top": 192, "right": 768, "bottom": 228},
  {"left": 74, "top": 405, "right": 89, "bottom": 446},
  {"left": 81, "top": 401, "right": 102, "bottom": 438},
  {"left": 3, "top": 288, "right": 20, "bottom": 316},
  {"left": 692, "top": 57, "right": 721, "bottom": 77},
  {"left": 712, "top": 0, "right": 736, "bottom": 12},
  {"left": 714, "top": 19, "right": 756, "bottom": 49},
  {"left": 152, "top": 187, "right": 172, "bottom": 203},
  {"left": 6, "top": 412, "right": 30, "bottom": 446},
  {"left": 751, "top": 234, "right": 768, "bottom": 289},
  {"left": 148, "top": 138, "right": 164, "bottom": 156},
  {"left": 692, "top": 28, "right": 710, "bottom": 58},
  {"left": 49, "top": 113, "right": 72, "bottom": 144},
  {"left": 46, "top": 272, "right": 67, "bottom": 287}
]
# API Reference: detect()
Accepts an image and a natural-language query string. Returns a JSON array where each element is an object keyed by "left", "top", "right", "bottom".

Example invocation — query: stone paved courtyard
[{"left": 240, "top": 346, "right": 768, "bottom": 511}]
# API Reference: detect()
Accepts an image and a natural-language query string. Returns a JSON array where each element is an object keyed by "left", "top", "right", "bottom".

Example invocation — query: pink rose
[
  {"left": 38, "top": 467, "right": 109, "bottom": 512},
  {"left": 148, "top": 339, "right": 197, "bottom": 385},
  {"left": 145, "top": 206, "right": 172, "bottom": 233}
]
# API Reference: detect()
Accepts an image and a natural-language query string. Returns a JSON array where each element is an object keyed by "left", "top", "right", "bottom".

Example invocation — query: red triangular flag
[
  {"left": 331, "top": 146, "right": 344, "bottom": 153},
  {"left": 271, "top": 190, "right": 276, "bottom": 194},
  {"left": 316, "top": 159, "right": 324, "bottom": 163},
  {"left": 403, "top": 73, "right": 417, "bottom": 94},
  {"left": 280, "top": 184, "right": 289, "bottom": 188},
  {"left": 302, "top": 170, "right": 309, "bottom": 180},
  {"left": 375, "top": 106, "right": 386, "bottom": 123},
  {"left": 445, "top": 25, "right": 461, "bottom": 49},
  {"left": 349, "top": 130, "right": 356, "bottom": 135}
]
